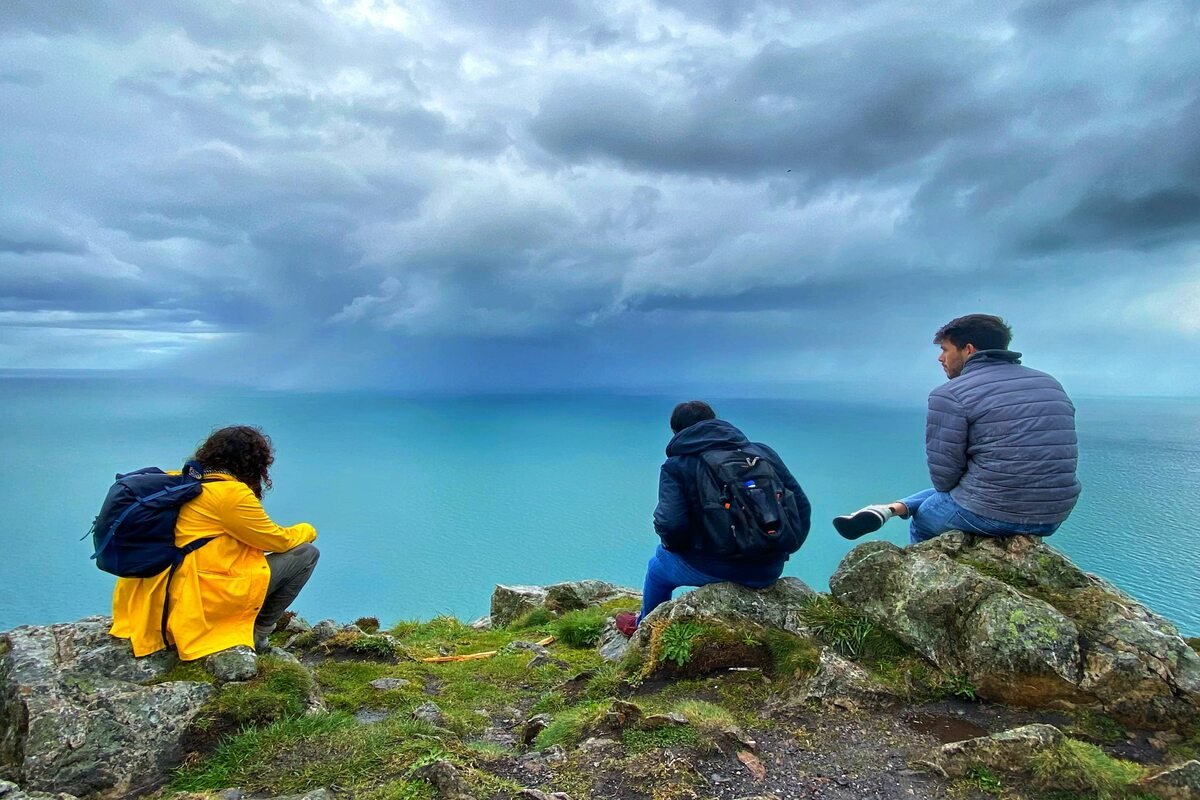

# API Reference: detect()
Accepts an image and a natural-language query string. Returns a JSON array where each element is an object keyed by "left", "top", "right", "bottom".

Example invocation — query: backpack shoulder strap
[{"left": 159, "top": 536, "right": 215, "bottom": 649}]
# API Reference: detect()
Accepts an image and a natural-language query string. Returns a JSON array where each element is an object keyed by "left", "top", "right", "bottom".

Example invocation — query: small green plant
[
  {"left": 406, "top": 747, "right": 455, "bottom": 775},
  {"left": 1187, "top": 637, "right": 1200, "bottom": 655},
  {"left": 966, "top": 765, "right": 1002, "bottom": 793},
  {"left": 659, "top": 622, "right": 703, "bottom": 667},
  {"left": 941, "top": 672, "right": 977, "bottom": 701},
  {"left": 354, "top": 616, "right": 381, "bottom": 634},
  {"left": 554, "top": 609, "right": 606, "bottom": 648}
]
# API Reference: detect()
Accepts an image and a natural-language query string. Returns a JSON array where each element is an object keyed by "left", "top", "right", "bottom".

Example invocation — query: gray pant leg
[{"left": 255, "top": 543, "right": 320, "bottom": 635}]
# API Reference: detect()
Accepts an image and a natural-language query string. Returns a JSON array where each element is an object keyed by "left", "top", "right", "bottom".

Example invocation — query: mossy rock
[{"left": 628, "top": 618, "right": 774, "bottom": 681}]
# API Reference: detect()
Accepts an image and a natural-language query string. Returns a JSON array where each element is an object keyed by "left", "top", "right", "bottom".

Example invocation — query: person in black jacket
[{"left": 616, "top": 401, "right": 811, "bottom": 637}]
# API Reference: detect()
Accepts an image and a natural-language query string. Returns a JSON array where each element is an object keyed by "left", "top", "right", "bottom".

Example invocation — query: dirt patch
[{"left": 903, "top": 712, "right": 987, "bottom": 743}]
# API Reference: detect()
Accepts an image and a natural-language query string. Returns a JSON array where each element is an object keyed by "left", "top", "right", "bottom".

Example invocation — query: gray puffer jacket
[{"left": 927, "top": 349, "right": 1080, "bottom": 525}]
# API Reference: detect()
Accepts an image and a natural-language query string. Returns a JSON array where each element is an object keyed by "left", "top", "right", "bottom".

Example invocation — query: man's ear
[{"left": 963, "top": 343, "right": 979, "bottom": 356}]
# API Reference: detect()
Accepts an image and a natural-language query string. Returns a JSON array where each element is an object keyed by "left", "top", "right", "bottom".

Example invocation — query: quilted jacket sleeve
[
  {"left": 926, "top": 387, "right": 969, "bottom": 492},
  {"left": 652, "top": 462, "right": 690, "bottom": 550}
]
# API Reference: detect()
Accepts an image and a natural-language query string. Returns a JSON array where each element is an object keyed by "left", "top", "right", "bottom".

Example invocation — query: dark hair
[
  {"left": 670, "top": 400, "right": 716, "bottom": 434},
  {"left": 193, "top": 425, "right": 275, "bottom": 499},
  {"left": 933, "top": 314, "right": 1012, "bottom": 352}
]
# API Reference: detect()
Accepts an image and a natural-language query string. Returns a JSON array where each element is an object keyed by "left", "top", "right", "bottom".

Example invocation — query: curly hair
[{"left": 192, "top": 425, "right": 275, "bottom": 499}]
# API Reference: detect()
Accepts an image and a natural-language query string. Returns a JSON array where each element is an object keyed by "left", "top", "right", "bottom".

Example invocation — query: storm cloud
[{"left": 1, "top": 0, "right": 1197, "bottom": 397}]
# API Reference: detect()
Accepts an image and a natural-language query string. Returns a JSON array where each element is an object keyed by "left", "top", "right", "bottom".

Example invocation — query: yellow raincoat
[{"left": 110, "top": 471, "right": 317, "bottom": 661}]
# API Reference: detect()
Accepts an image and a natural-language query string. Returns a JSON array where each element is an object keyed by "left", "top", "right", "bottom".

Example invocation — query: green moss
[
  {"left": 554, "top": 609, "right": 607, "bottom": 648},
  {"left": 623, "top": 724, "right": 701, "bottom": 753},
  {"left": 145, "top": 659, "right": 213, "bottom": 685},
  {"left": 596, "top": 596, "right": 641, "bottom": 615},
  {"left": 799, "top": 595, "right": 906, "bottom": 661},
  {"left": 1067, "top": 710, "right": 1125, "bottom": 745},
  {"left": 314, "top": 660, "right": 418, "bottom": 712},
  {"left": 348, "top": 633, "right": 404, "bottom": 659},
  {"left": 1187, "top": 637, "right": 1200, "bottom": 655},
  {"left": 671, "top": 699, "right": 736, "bottom": 734},
  {"left": 170, "top": 712, "right": 454, "bottom": 795},
  {"left": 763, "top": 629, "right": 820, "bottom": 677},
  {"left": 961, "top": 558, "right": 1034, "bottom": 590},
  {"left": 0, "top": 637, "right": 10, "bottom": 656},
  {"left": 1028, "top": 737, "right": 1146, "bottom": 798},
  {"left": 206, "top": 656, "right": 314, "bottom": 727}
]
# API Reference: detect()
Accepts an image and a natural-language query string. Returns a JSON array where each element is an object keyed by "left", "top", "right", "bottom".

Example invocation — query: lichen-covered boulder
[
  {"left": 768, "top": 649, "right": 898, "bottom": 713},
  {"left": 926, "top": 723, "right": 1065, "bottom": 779},
  {"left": 204, "top": 646, "right": 258, "bottom": 684},
  {"left": 0, "top": 779, "right": 79, "bottom": 799},
  {"left": 0, "top": 617, "right": 215, "bottom": 798},
  {"left": 490, "top": 581, "right": 639, "bottom": 628},
  {"left": 632, "top": 577, "right": 816, "bottom": 646},
  {"left": 831, "top": 534, "right": 1200, "bottom": 727},
  {"left": 622, "top": 579, "right": 818, "bottom": 679},
  {"left": 1138, "top": 760, "right": 1200, "bottom": 800}
]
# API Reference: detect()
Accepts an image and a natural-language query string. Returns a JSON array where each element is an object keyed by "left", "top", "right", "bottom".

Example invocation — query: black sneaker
[{"left": 833, "top": 505, "right": 892, "bottom": 540}]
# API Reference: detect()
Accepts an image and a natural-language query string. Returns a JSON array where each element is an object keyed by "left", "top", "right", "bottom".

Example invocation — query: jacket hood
[
  {"left": 962, "top": 349, "right": 1022, "bottom": 375},
  {"left": 665, "top": 418, "right": 750, "bottom": 457}
]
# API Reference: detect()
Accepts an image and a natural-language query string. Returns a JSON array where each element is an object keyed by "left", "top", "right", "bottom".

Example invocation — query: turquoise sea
[{"left": 1, "top": 377, "right": 1197, "bottom": 636}]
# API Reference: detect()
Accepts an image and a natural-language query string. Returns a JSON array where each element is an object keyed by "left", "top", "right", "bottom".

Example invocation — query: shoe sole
[{"left": 833, "top": 510, "right": 884, "bottom": 540}]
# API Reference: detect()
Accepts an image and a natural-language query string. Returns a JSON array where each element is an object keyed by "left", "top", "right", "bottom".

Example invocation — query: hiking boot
[
  {"left": 833, "top": 504, "right": 894, "bottom": 540},
  {"left": 253, "top": 625, "right": 273, "bottom": 654},
  {"left": 615, "top": 612, "right": 638, "bottom": 638}
]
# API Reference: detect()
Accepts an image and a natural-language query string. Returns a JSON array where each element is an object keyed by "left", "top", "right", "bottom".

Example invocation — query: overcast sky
[{"left": 2, "top": 0, "right": 1198, "bottom": 399}]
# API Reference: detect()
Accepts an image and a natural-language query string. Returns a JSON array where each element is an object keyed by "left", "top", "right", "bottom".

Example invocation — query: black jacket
[{"left": 652, "top": 419, "right": 811, "bottom": 566}]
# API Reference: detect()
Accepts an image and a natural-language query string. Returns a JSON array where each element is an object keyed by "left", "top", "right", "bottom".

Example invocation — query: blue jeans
[
  {"left": 901, "top": 489, "right": 1060, "bottom": 545},
  {"left": 638, "top": 545, "right": 782, "bottom": 621}
]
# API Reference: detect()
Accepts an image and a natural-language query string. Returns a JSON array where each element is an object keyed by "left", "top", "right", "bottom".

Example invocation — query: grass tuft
[
  {"left": 1028, "top": 737, "right": 1146, "bottom": 798},
  {"left": 532, "top": 701, "right": 611, "bottom": 750},
  {"left": 206, "top": 656, "right": 314, "bottom": 727},
  {"left": 799, "top": 595, "right": 906, "bottom": 661},
  {"left": 354, "top": 616, "right": 382, "bottom": 634},
  {"left": 554, "top": 609, "right": 607, "bottom": 648},
  {"left": 763, "top": 629, "right": 820, "bottom": 677},
  {"left": 509, "top": 607, "right": 556, "bottom": 630}
]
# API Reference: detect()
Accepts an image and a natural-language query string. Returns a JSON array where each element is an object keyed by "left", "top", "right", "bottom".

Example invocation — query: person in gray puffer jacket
[{"left": 834, "top": 314, "right": 1080, "bottom": 543}]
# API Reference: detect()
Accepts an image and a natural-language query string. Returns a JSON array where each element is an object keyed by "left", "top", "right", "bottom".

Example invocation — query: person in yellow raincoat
[{"left": 110, "top": 425, "right": 319, "bottom": 661}]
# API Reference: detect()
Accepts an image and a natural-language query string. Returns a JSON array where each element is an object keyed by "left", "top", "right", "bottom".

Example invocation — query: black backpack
[
  {"left": 694, "top": 448, "right": 806, "bottom": 560},
  {"left": 88, "top": 460, "right": 215, "bottom": 645}
]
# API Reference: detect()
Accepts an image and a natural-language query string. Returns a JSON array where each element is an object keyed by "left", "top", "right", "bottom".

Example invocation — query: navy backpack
[{"left": 89, "top": 460, "right": 215, "bottom": 644}]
